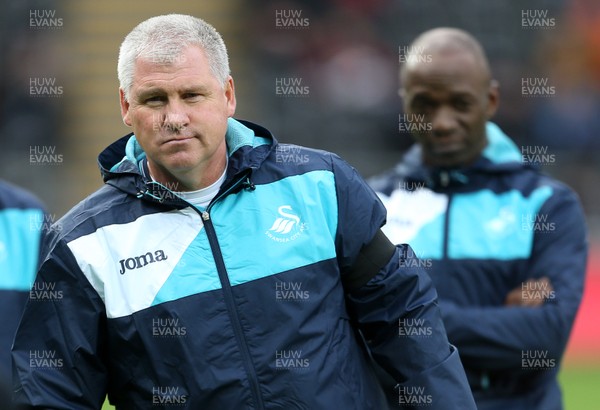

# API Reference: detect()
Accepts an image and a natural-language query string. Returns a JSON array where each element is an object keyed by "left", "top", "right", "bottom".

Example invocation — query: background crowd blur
[{"left": 1, "top": 0, "right": 599, "bottom": 406}]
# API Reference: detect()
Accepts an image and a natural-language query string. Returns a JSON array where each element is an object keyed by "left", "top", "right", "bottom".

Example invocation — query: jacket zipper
[
  {"left": 439, "top": 184, "right": 490, "bottom": 389},
  {"left": 440, "top": 171, "right": 452, "bottom": 260},
  {"left": 195, "top": 174, "right": 266, "bottom": 409},
  {"left": 442, "top": 195, "right": 452, "bottom": 260}
]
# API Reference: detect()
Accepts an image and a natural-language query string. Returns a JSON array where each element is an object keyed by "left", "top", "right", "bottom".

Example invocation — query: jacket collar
[
  {"left": 398, "top": 122, "right": 530, "bottom": 190},
  {"left": 97, "top": 118, "right": 275, "bottom": 204}
]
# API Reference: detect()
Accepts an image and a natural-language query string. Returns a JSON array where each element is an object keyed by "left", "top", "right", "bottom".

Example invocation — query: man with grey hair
[
  {"left": 12, "top": 15, "right": 476, "bottom": 409},
  {"left": 370, "top": 27, "right": 587, "bottom": 410}
]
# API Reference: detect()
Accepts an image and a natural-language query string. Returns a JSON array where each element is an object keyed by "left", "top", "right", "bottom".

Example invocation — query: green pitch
[
  {"left": 559, "top": 365, "right": 600, "bottom": 410},
  {"left": 101, "top": 398, "right": 113, "bottom": 410}
]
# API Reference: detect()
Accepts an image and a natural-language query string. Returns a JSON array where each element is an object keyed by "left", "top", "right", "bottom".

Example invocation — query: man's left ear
[
  {"left": 225, "top": 76, "right": 236, "bottom": 117},
  {"left": 486, "top": 79, "right": 500, "bottom": 119}
]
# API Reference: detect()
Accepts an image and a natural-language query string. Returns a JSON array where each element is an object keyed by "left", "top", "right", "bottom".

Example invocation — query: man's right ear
[
  {"left": 398, "top": 88, "right": 410, "bottom": 114},
  {"left": 119, "top": 89, "right": 132, "bottom": 127}
]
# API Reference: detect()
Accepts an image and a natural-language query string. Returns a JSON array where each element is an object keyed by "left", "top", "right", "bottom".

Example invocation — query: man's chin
[
  {"left": 152, "top": 158, "right": 197, "bottom": 177},
  {"left": 428, "top": 150, "right": 468, "bottom": 168},
  {"left": 436, "top": 150, "right": 486, "bottom": 168}
]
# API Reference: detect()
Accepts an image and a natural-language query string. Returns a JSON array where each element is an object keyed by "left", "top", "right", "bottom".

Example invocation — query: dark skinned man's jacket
[{"left": 369, "top": 122, "right": 588, "bottom": 410}]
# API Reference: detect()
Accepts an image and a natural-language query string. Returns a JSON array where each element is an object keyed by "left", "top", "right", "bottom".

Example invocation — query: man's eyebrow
[
  {"left": 135, "top": 87, "right": 164, "bottom": 99},
  {"left": 412, "top": 89, "right": 476, "bottom": 98},
  {"left": 450, "top": 91, "right": 477, "bottom": 100},
  {"left": 410, "top": 91, "right": 435, "bottom": 101},
  {"left": 135, "top": 85, "right": 211, "bottom": 98},
  {"left": 180, "top": 85, "right": 210, "bottom": 94}
]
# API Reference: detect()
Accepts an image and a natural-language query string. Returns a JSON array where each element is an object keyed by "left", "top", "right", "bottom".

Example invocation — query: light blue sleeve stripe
[{"left": 0, "top": 208, "right": 43, "bottom": 290}]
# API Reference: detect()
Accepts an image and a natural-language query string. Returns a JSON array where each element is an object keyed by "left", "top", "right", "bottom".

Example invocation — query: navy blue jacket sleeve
[
  {"left": 11, "top": 230, "right": 108, "bottom": 409},
  {"left": 439, "top": 186, "right": 587, "bottom": 370},
  {"left": 331, "top": 155, "right": 476, "bottom": 409}
]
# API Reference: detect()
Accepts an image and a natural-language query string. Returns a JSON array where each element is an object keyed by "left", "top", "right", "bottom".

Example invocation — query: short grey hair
[{"left": 118, "top": 14, "right": 230, "bottom": 101}]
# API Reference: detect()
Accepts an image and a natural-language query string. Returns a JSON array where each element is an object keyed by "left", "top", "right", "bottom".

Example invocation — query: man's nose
[
  {"left": 162, "top": 101, "right": 190, "bottom": 130},
  {"left": 431, "top": 106, "right": 457, "bottom": 136}
]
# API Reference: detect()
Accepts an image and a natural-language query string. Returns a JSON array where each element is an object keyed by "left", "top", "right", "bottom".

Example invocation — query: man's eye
[
  {"left": 453, "top": 100, "right": 470, "bottom": 111},
  {"left": 183, "top": 93, "right": 202, "bottom": 100},
  {"left": 144, "top": 96, "right": 165, "bottom": 104},
  {"left": 412, "top": 99, "right": 433, "bottom": 112}
]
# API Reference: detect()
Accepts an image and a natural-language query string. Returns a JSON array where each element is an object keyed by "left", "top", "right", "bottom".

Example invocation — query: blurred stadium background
[{"left": 1, "top": 0, "right": 598, "bottom": 408}]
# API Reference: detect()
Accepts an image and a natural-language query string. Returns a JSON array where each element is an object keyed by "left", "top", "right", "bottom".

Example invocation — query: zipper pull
[
  {"left": 440, "top": 171, "right": 449, "bottom": 187},
  {"left": 480, "top": 371, "right": 490, "bottom": 390},
  {"left": 202, "top": 211, "right": 210, "bottom": 221},
  {"left": 243, "top": 176, "right": 255, "bottom": 191}
]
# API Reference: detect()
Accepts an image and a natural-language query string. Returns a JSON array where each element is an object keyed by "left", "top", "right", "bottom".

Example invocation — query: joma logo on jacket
[{"left": 118, "top": 250, "right": 168, "bottom": 274}]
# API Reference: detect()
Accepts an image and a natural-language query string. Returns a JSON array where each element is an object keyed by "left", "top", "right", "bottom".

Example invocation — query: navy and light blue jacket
[
  {"left": 0, "top": 181, "right": 45, "bottom": 390},
  {"left": 370, "top": 122, "right": 588, "bottom": 410},
  {"left": 12, "top": 119, "right": 475, "bottom": 409}
]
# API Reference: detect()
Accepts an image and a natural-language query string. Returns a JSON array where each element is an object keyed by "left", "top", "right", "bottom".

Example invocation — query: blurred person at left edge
[{"left": 0, "top": 180, "right": 45, "bottom": 405}]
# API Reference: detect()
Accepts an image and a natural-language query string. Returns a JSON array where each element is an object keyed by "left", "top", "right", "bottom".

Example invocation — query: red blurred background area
[{"left": 565, "top": 242, "right": 600, "bottom": 365}]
